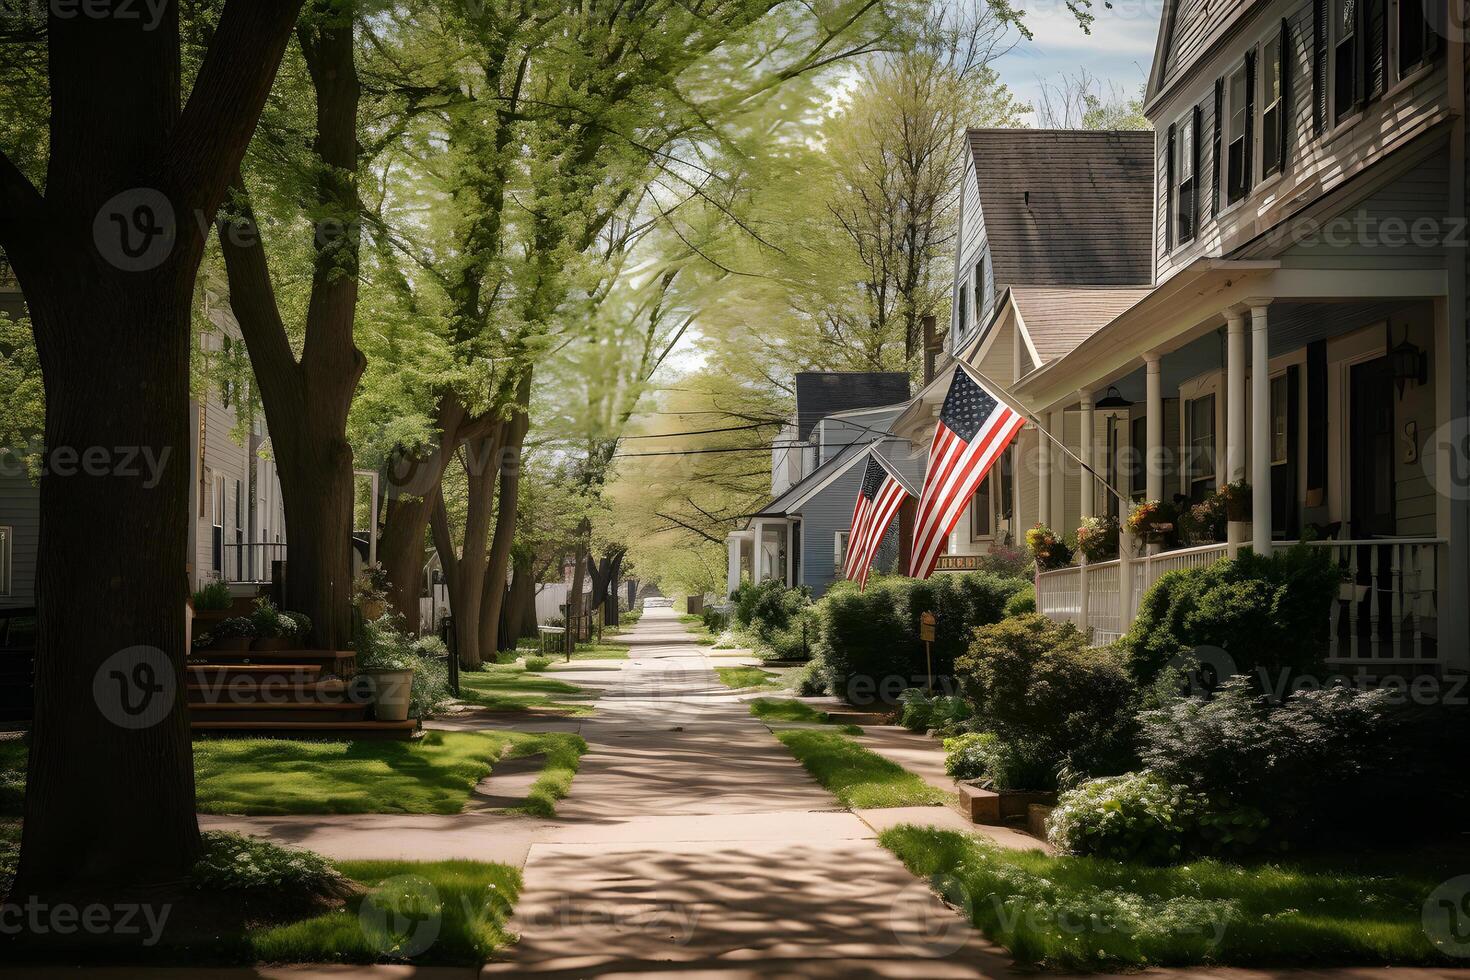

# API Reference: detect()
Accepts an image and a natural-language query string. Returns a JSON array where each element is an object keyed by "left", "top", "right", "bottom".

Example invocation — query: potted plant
[
  {"left": 354, "top": 563, "right": 391, "bottom": 621},
  {"left": 211, "top": 616, "right": 256, "bottom": 652},
  {"left": 1218, "top": 479, "right": 1252, "bottom": 522},
  {"left": 1075, "top": 515, "right": 1120, "bottom": 563},
  {"left": 354, "top": 617, "right": 416, "bottom": 722},
  {"left": 1180, "top": 492, "right": 1227, "bottom": 544},
  {"left": 1126, "top": 499, "right": 1176, "bottom": 545},
  {"left": 192, "top": 579, "right": 233, "bottom": 612},
  {"left": 249, "top": 597, "right": 299, "bottom": 652},
  {"left": 1025, "top": 524, "right": 1072, "bottom": 572}
]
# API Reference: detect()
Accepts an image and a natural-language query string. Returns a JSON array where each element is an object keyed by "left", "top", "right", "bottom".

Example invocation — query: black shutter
[
  {"left": 1424, "top": 0, "right": 1442, "bottom": 59},
  {"left": 1306, "top": 341, "right": 1328, "bottom": 498},
  {"left": 1190, "top": 104, "right": 1202, "bottom": 235},
  {"left": 1244, "top": 50, "right": 1255, "bottom": 190},
  {"left": 1279, "top": 20, "right": 1291, "bottom": 171},
  {"left": 1165, "top": 123, "right": 1176, "bottom": 252},
  {"left": 1313, "top": 0, "right": 1328, "bottom": 135},
  {"left": 1366, "top": 0, "right": 1387, "bottom": 99},
  {"left": 1212, "top": 78, "right": 1223, "bottom": 217}
]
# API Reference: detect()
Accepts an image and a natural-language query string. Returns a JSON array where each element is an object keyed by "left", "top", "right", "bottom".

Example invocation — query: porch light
[
  {"left": 1389, "top": 332, "right": 1427, "bottom": 396},
  {"left": 1095, "top": 386, "right": 1133, "bottom": 410}
]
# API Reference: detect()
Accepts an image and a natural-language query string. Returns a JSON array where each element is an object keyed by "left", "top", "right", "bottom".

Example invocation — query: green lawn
[
  {"left": 881, "top": 825, "right": 1466, "bottom": 971},
  {"left": 715, "top": 666, "right": 782, "bottom": 690},
  {"left": 773, "top": 729, "right": 946, "bottom": 808},
  {"left": 193, "top": 731, "right": 586, "bottom": 816},
  {"left": 458, "top": 664, "right": 596, "bottom": 714},
  {"left": 749, "top": 697, "right": 861, "bottom": 734}
]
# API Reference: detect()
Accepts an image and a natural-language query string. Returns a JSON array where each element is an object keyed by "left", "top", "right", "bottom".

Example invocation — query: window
[
  {"left": 834, "top": 531, "right": 849, "bottom": 575},
  {"left": 1335, "top": 0, "right": 1359, "bottom": 122},
  {"left": 970, "top": 475, "right": 992, "bottom": 539},
  {"left": 1186, "top": 395, "right": 1217, "bottom": 502},
  {"left": 1128, "top": 416, "right": 1148, "bottom": 500},
  {"left": 1399, "top": 0, "right": 1440, "bottom": 76},
  {"left": 1226, "top": 60, "right": 1253, "bottom": 204},
  {"left": 1262, "top": 30, "right": 1286, "bottom": 177},
  {"left": 1176, "top": 111, "right": 1198, "bottom": 243},
  {"left": 211, "top": 474, "right": 225, "bottom": 573},
  {"left": 973, "top": 258, "right": 985, "bottom": 324},
  {"left": 956, "top": 287, "right": 969, "bottom": 338},
  {"left": 1270, "top": 375, "right": 1290, "bottom": 465},
  {"left": 0, "top": 526, "right": 11, "bottom": 597}
]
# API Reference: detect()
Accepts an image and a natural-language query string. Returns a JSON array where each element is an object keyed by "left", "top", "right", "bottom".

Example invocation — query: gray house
[{"left": 726, "top": 373, "right": 919, "bottom": 597}]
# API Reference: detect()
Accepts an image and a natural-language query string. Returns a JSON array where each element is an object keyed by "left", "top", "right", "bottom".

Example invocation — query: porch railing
[
  {"left": 219, "top": 542, "right": 287, "bottom": 584},
  {"left": 1036, "top": 538, "right": 1442, "bottom": 665}
]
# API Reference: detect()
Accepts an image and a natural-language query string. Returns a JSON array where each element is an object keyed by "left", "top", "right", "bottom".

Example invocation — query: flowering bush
[
  {"left": 1047, "top": 771, "right": 1269, "bottom": 863},
  {"left": 1025, "top": 524, "right": 1071, "bottom": 571},
  {"left": 190, "top": 831, "right": 346, "bottom": 898},
  {"left": 355, "top": 615, "right": 452, "bottom": 718},
  {"left": 943, "top": 732, "right": 997, "bottom": 781},
  {"left": 214, "top": 616, "right": 256, "bottom": 638},
  {"left": 250, "top": 596, "right": 300, "bottom": 639},
  {"left": 1075, "top": 515, "right": 1120, "bottom": 562}
]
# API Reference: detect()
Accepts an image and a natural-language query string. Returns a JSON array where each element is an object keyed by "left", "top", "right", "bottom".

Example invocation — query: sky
[{"left": 994, "top": 0, "right": 1165, "bottom": 122}]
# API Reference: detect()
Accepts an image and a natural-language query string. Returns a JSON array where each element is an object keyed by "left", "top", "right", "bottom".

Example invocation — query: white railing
[
  {"left": 1087, "top": 560, "right": 1123, "bottom": 642},
  {"left": 1276, "top": 538, "right": 1442, "bottom": 664},
  {"left": 1035, "top": 565, "right": 1082, "bottom": 627}
]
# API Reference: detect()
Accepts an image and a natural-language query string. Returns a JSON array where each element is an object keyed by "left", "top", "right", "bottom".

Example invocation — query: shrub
[
  {"left": 793, "top": 660, "right": 829, "bottom": 696},
  {"left": 1138, "top": 676, "right": 1395, "bottom": 835},
  {"left": 943, "top": 732, "right": 997, "bottom": 781},
  {"left": 701, "top": 606, "right": 729, "bottom": 634},
  {"left": 968, "top": 545, "right": 1031, "bottom": 579},
  {"left": 356, "top": 616, "right": 452, "bottom": 718},
  {"left": 214, "top": 616, "right": 256, "bottom": 638},
  {"left": 813, "top": 572, "right": 1028, "bottom": 705},
  {"left": 896, "top": 688, "right": 972, "bottom": 732},
  {"left": 733, "top": 581, "right": 813, "bottom": 659},
  {"left": 1047, "top": 771, "right": 1269, "bottom": 864},
  {"left": 250, "top": 597, "right": 299, "bottom": 640},
  {"left": 190, "top": 831, "right": 348, "bottom": 901},
  {"left": 1004, "top": 584, "right": 1035, "bottom": 617},
  {"left": 1119, "top": 545, "right": 1340, "bottom": 686},
  {"left": 956, "top": 615, "right": 1136, "bottom": 779},
  {"left": 523, "top": 655, "right": 552, "bottom": 672},
  {"left": 192, "top": 579, "right": 232, "bottom": 611}
]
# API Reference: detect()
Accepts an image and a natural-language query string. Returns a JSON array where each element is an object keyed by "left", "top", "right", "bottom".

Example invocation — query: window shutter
[
  {"left": 1165, "top": 123, "right": 1176, "bottom": 252},
  {"left": 1212, "top": 78, "right": 1223, "bottom": 216},
  {"left": 1366, "top": 0, "right": 1387, "bottom": 100},
  {"left": 1425, "top": 0, "right": 1442, "bottom": 58},
  {"left": 1190, "top": 104, "right": 1202, "bottom": 234},
  {"left": 1243, "top": 51, "right": 1255, "bottom": 190},
  {"left": 1312, "top": 0, "right": 1328, "bottom": 135},
  {"left": 1279, "top": 21, "right": 1291, "bottom": 171}
]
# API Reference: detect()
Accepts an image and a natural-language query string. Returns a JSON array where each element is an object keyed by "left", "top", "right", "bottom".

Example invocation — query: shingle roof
[
  {"left": 1010, "top": 286, "right": 1154, "bottom": 365},
  {"left": 968, "top": 129, "right": 1155, "bottom": 290},
  {"left": 794, "top": 372, "right": 910, "bottom": 442}
]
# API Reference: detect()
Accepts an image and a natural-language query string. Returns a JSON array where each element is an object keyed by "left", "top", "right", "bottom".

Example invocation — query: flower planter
[
  {"left": 210, "top": 636, "right": 252, "bottom": 653},
  {"left": 251, "top": 637, "right": 291, "bottom": 652},
  {"left": 362, "top": 668, "right": 414, "bottom": 722}
]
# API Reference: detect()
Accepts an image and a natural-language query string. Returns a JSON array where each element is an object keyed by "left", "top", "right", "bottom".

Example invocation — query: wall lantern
[
  {"left": 1389, "top": 329, "right": 1427, "bottom": 397},
  {"left": 1095, "top": 386, "right": 1134, "bottom": 410}
]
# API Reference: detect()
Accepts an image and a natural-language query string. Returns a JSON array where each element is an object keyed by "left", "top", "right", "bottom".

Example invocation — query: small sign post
[{"left": 918, "top": 611, "right": 937, "bottom": 695}]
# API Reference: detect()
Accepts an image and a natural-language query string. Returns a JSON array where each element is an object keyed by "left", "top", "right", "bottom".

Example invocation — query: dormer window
[{"left": 1226, "top": 58, "right": 1254, "bottom": 205}]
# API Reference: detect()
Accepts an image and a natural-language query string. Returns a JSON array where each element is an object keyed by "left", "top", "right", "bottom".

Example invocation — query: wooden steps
[
  {"left": 192, "top": 719, "right": 420, "bottom": 739},
  {"left": 189, "top": 649, "right": 356, "bottom": 673}
]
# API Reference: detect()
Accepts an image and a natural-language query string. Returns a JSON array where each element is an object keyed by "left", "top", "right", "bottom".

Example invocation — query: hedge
[{"left": 812, "top": 572, "right": 1028, "bottom": 705}]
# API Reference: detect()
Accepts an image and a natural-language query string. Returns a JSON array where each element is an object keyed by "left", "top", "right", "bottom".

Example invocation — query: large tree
[{"left": 0, "top": 1, "right": 302, "bottom": 895}]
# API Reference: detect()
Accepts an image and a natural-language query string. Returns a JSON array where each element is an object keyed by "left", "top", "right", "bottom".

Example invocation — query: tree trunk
[
  {"left": 272, "top": 425, "right": 357, "bottom": 649},
  {"left": 566, "top": 518, "right": 590, "bottom": 649},
  {"left": 502, "top": 550, "right": 536, "bottom": 648},
  {"left": 478, "top": 373, "right": 532, "bottom": 657},
  {"left": 430, "top": 432, "right": 500, "bottom": 669},
  {"left": 2, "top": 0, "right": 303, "bottom": 897}
]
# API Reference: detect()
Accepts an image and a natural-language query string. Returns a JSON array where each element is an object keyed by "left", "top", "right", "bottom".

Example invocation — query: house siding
[
  {"left": 0, "top": 469, "right": 38, "bottom": 610},
  {"left": 953, "top": 151, "right": 993, "bottom": 350}
]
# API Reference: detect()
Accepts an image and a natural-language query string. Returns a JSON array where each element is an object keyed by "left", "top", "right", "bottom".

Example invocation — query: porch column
[
  {"left": 1144, "top": 354, "right": 1164, "bottom": 502},
  {"left": 1079, "top": 390, "right": 1096, "bottom": 520},
  {"left": 751, "top": 519, "right": 766, "bottom": 584},
  {"left": 1250, "top": 303, "right": 1273, "bottom": 555},
  {"left": 1227, "top": 311, "right": 1249, "bottom": 556},
  {"left": 1048, "top": 410, "right": 1063, "bottom": 527},
  {"left": 726, "top": 534, "right": 741, "bottom": 598},
  {"left": 1037, "top": 418, "right": 1052, "bottom": 529}
]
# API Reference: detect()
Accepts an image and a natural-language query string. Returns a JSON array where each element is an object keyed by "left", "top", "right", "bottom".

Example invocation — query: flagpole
[{"left": 956, "top": 361, "right": 1134, "bottom": 510}]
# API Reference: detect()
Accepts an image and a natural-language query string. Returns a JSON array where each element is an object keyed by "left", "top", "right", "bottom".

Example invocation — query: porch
[{"left": 1016, "top": 261, "right": 1466, "bottom": 674}]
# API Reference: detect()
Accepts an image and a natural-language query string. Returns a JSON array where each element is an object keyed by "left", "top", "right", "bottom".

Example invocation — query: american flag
[
  {"left": 908, "top": 368, "right": 1026, "bottom": 579},
  {"left": 842, "top": 455, "right": 910, "bottom": 590}
]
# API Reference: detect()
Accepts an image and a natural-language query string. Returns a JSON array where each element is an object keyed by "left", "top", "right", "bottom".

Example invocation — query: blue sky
[{"left": 994, "top": 0, "right": 1165, "bottom": 122}]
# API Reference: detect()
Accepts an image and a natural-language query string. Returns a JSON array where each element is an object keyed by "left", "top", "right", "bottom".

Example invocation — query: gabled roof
[
  {"left": 967, "top": 129, "right": 1155, "bottom": 290},
  {"left": 794, "top": 372, "right": 910, "bottom": 442},
  {"left": 752, "top": 403, "right": 909, "bottom": 520},
  {"left": 1009, "top": 286, "right": 1155, "bottom": 365},
  {"left": 1145, "top": 0, "right": 1267, "bottom": 112}
]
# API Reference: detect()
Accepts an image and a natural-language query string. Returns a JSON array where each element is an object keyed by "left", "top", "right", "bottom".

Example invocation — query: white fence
[{"left": 1036, "top": 538, "right": 1442, "bottom": 664}]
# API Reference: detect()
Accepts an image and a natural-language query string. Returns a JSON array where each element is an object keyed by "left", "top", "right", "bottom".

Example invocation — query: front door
[{"left": 1349, "top": 357, "right": 1395, "bottom": 537}]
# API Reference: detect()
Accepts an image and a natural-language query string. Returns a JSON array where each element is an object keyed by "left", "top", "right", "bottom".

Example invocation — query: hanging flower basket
[
  {"left": 1126, "top": 500, "right": 1177, "bottom": 544},
  {"left": 1219, "top": 480, "right": 1252, "bottom": 522}
]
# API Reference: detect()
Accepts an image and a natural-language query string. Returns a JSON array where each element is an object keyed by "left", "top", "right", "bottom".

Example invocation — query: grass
[
  {"left": 250, "top": 858, "right": 521, "bottom": 965},
  {"left": 714, "top": 666, "right": 782, "bottom": 690},
  {"left": 457, "top": 664, "right": 596, "bottom": 715},
  {"left": 503, "top": 732, "right": 587, "bottom": 818},
  {"left": 748, "top": 697, "right": 862, "bottom": 735},
  {"left": 880, "top": 825, "right": 1468, "bottom": 971},
  {"left": 773, "top": 729, "right": 945, "bottom": 808}
]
